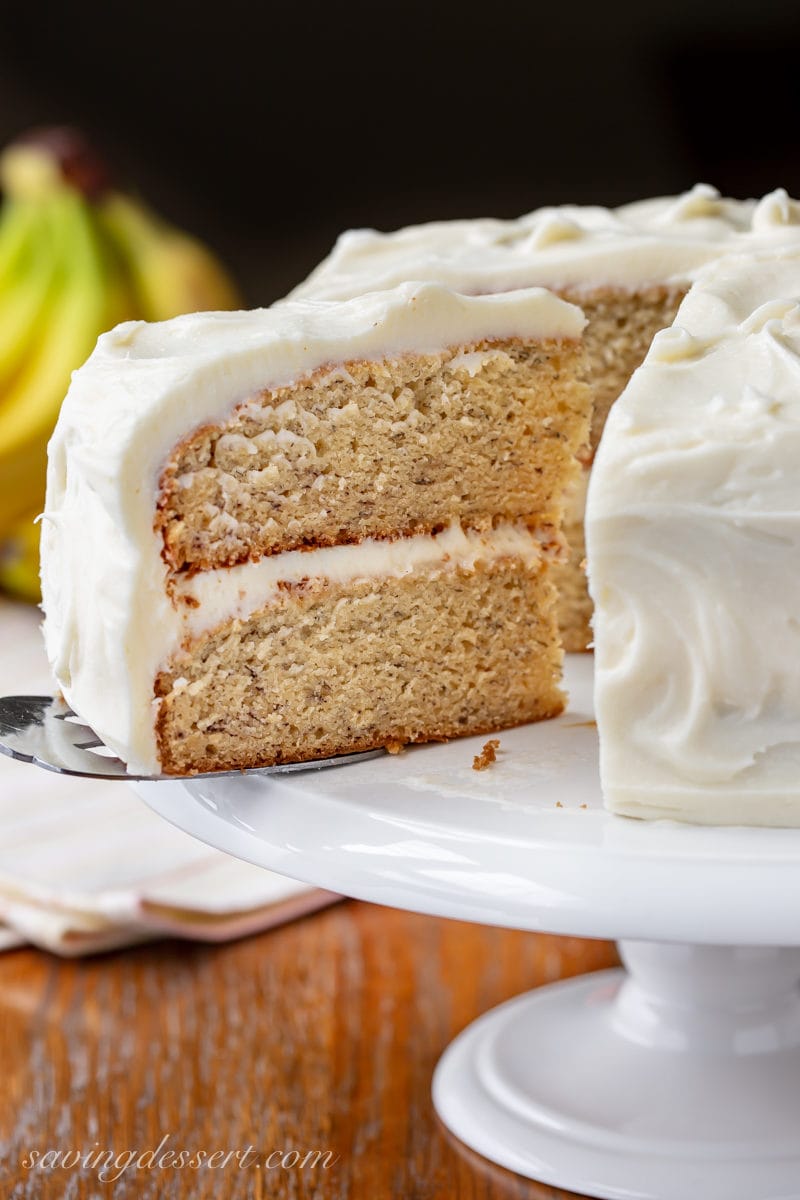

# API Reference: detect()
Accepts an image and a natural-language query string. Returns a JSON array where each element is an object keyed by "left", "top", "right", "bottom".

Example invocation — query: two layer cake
[{"left": 41, "top": 283, "right": 590, "bottom": 775}]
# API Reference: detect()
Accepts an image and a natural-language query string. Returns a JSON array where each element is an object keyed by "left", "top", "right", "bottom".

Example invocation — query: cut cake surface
[
  {"left": 292, "top": 185, "right": 800, "bottom": 649},
  {"left": 41, "top": 282, "right": 589, "bottom": 776}
]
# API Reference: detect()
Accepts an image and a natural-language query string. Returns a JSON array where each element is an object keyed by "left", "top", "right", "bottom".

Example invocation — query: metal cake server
[{"left": 0, "top": 694, "right": 385, "bottom": 781}]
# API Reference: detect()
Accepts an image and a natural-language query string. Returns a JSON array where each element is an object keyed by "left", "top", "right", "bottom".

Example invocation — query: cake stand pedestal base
[
  {"left": 134, "top": 659, "right": 800, "bottom": 1198},
  {"left": 433, "top": 941, "right": 800, "bottom": 1200}
]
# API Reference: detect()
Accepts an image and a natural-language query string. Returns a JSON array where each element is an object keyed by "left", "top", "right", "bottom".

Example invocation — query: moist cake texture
[
  {"left": 587, "top": 249, "right": 800, "bottom": 826},
  {"left": 293, "top": 185, "right": 800, "bottom": 649},
  {"left": 552, "top": 284, "right": 687, "bottom": 645},
  {"left": 41, "top": 282, "right": 589, "bottom": 776}
]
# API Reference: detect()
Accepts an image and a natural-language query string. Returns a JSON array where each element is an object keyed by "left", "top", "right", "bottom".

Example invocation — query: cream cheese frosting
[
  {"left": 291, "top": 185, "right": 800, "bottom": 300},
  {"left": 173, "top": 522, "right": 552, "bottom": 644},
  {"left": 40, "top": 281, "right": 582, "bottom": 775},
  {"left": 586, "top": 249, "right": 800, "bottom": 825}
]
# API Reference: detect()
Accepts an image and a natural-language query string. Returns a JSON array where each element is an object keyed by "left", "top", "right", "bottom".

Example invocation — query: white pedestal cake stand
[{"left": 134, "top": 656, "right": 800, "bottom": 1200}]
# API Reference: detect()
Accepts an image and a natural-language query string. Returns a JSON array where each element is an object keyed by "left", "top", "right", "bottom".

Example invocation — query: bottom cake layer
[{"left": 155, "top": 558, "right": 563, "bottom": 774}]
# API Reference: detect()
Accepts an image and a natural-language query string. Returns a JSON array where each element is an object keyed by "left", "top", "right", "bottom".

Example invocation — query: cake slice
[
  {"left": 587, "top": 250, "right": 800, "bottom": 825},
  {"left": 292, "top": 185, "right": 800, "bottom": 650},
  {"left": 41, "top": 282, "right": 590, "bottom": 776}
]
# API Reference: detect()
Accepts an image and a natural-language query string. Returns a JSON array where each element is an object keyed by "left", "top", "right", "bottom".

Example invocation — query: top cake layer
[
  {"left": 46, "top": 281, "right": 582, "bottom": 507},
  {"left": 587, "top": 249, "right": 800, "bottom": 824},
  {"left": 292, "top": 185, "right": 800, "bottom": 299},
  {"left": 46, "top": 282, "right": 584, "bottom": 577}
]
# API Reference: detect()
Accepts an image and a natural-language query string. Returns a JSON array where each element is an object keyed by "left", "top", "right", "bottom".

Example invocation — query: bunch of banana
[{"left": 0, "top": 127, "right": 241, "bottom": 603}]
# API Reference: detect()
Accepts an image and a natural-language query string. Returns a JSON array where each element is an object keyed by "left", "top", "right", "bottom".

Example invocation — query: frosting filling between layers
[{"left": 173, "top": 522, "right": 555, "bottom": 643}]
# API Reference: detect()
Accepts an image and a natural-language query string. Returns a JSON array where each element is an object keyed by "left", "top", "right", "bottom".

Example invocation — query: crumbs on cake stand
[{"left": 472, "top": 738, "right": 501, "bottom": 771}]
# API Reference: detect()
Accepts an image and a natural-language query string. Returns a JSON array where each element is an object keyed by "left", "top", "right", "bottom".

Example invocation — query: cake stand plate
[{"left": 134, "top": 656, "right": 800, "bottom": 1200}]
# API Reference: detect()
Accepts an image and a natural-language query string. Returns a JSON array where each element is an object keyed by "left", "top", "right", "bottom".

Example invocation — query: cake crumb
[
  {"left": 580, "top": 803, "right": 588, "bottom": 809},
  {"left": 556, "top": 800, "right": 563, "bottom": 808},
  {"left": 472, "top": 738, "right": 500, "bottom": 771},
  {"left": 385, "top": 738, "right": 406, "bottom": 755}
]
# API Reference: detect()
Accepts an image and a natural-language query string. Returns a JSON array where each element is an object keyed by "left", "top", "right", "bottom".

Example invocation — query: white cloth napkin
[{"left": 0, "top": 599, "right": 338, "bottom": 955}]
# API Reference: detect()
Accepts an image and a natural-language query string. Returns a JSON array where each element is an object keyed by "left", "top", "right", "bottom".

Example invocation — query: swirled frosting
[
  {"left": 40, "top": 282, "right": 583, "bottom": 774},
  {"left": 587, "top": 250, "right": 800, "bottom": 825},
  {"left": 292, "top": 185, "right": 800, "bottom": 300}
]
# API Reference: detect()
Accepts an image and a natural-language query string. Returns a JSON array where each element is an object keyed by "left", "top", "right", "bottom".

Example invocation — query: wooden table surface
[{"left": 1, "top": 901, "right": 618, "bottom": 1199}]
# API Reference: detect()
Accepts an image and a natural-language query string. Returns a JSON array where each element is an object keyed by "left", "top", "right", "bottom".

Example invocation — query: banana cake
[{"left": 40, "top": 282, "right": 590, "bottom": 775}]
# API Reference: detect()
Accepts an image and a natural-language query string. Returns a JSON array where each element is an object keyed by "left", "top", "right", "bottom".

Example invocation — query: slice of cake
[
  {"left": 587, "top": 250, "right": 800, "bottom": 825},
  {"left": 41, "top": 283, "right": 590, "bottom": 776},
  {"left": 292, "top": 185, "right": 800, "bottom": 650}
]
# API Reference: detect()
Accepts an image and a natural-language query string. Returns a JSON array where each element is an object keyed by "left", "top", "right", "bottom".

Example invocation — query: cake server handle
[{"left": 0, "top": 694, "right": 385, "bottom": 781}]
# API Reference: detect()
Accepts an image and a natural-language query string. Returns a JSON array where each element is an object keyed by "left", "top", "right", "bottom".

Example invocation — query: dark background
[{"left": 2, "top": 1, "right": 798, "bottom": 304}]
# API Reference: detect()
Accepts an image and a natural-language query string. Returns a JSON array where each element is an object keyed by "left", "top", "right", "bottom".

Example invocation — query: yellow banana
[
  {"left": 0, "top": 199, "right": 60, "bottom": 390},
  {"left": 100, "top": 192, "right": 241, "bottom": 321},
  {"left": 0, "top": 200, "right": 40, "bottom": 290},
  {"left": 0, "top": 126, "right": 241, "bottom": 597},
  {"left": 0, "top": 508, "right": 40, "bottom": 602},
  {"left": 0, "top": 190, "right": 110, "bottom": 534}
]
